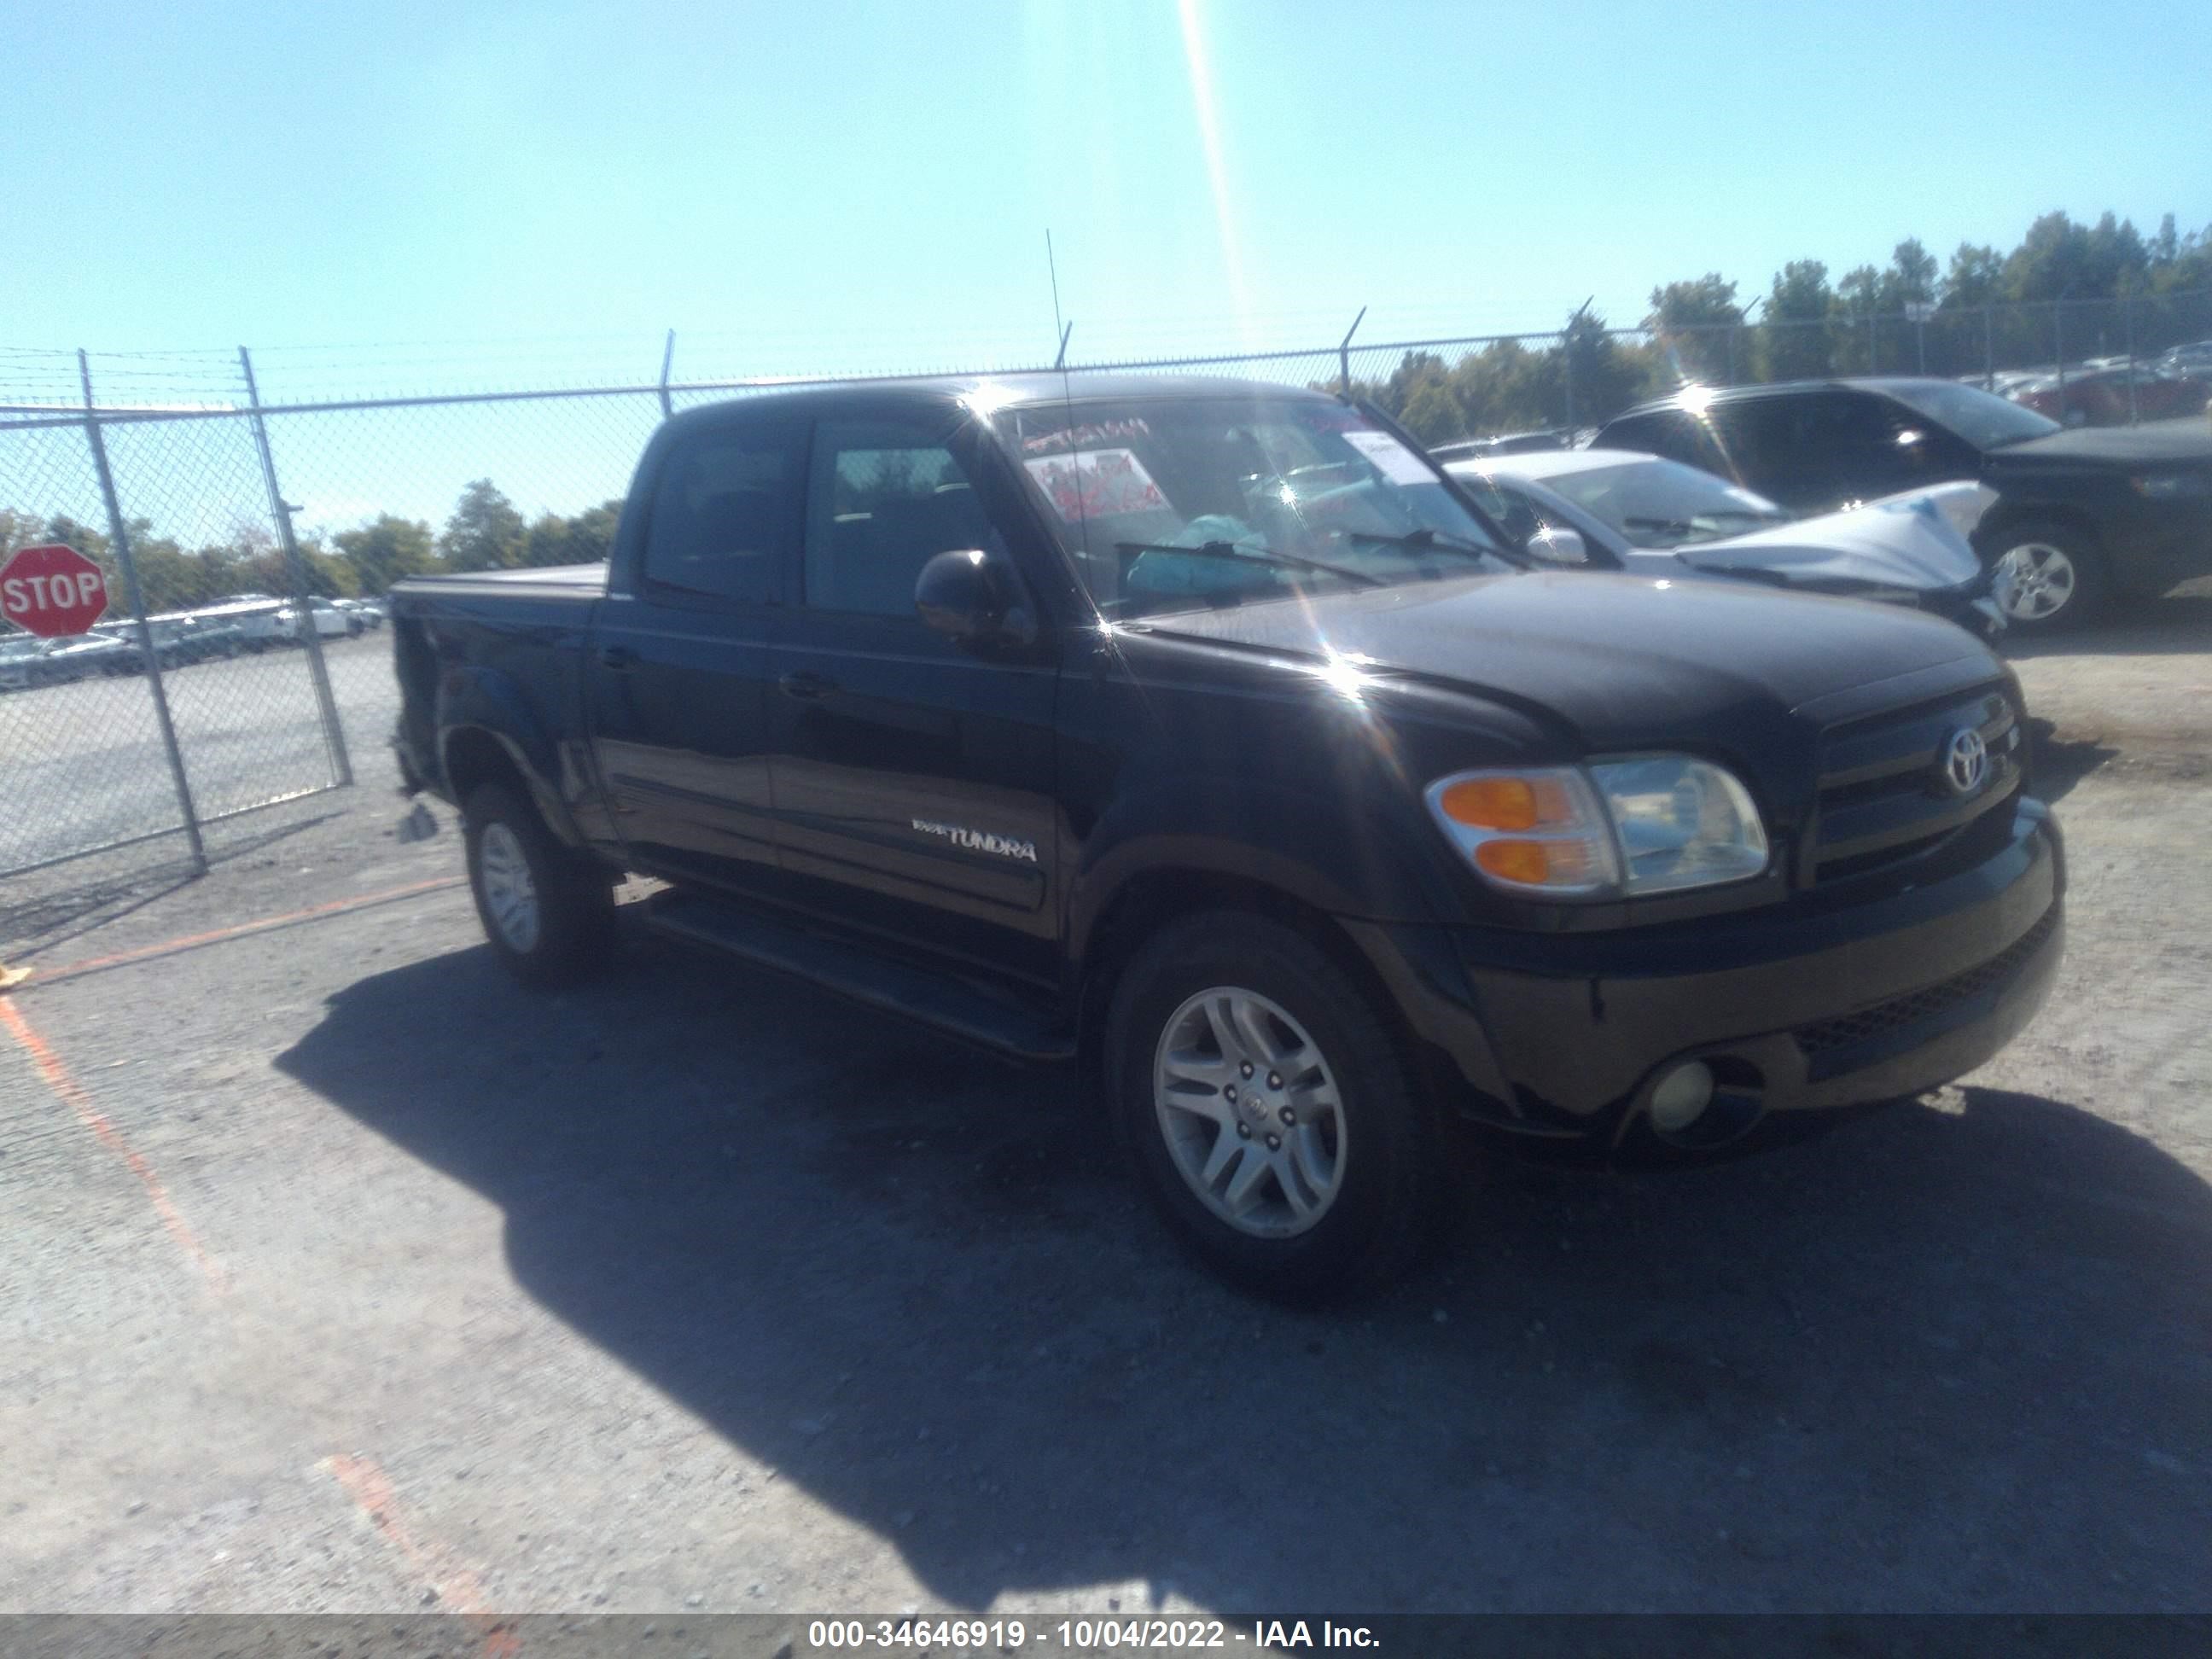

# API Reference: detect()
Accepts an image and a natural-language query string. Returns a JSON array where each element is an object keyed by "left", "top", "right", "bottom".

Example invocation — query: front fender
[{"left": 1066, "top": 778, "right": 1518, "bottom": 1110}]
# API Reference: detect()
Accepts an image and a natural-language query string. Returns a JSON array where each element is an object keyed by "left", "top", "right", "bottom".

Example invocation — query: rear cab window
[{"left": 640, "top": 422, "right": 808, "bottom": 606}]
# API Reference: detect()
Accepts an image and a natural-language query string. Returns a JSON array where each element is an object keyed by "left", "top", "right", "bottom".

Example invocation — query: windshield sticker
[
  {"left": 1021, "top": 417, "right": 1152, "bottom": 457},
  {"left": 1023, "top": 448, "right": 1168, "bottom": 521},
  {"left": 1340, "top": 429, "right": 1436, "bottom": 486}
]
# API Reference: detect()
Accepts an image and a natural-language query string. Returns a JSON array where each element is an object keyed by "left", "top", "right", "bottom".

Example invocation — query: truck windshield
[{"left": 993, "top": 395, "right": 1516, "bottom": 617}]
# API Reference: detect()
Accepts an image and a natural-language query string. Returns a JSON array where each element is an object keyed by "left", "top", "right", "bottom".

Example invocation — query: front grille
[
  {"left": 1807, "top": 684, "right": 2022, "bottom": 885},
  {"left": 1794, "top": 906, "right": 2059, "bottom": 1057}
]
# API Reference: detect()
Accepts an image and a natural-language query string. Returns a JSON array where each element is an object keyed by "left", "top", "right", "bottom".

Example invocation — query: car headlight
[
  {"left": 2130, "top": 472, "right": 2210, "bottom": 499},
  {"left": 1425, "top": 757, "right": 1769, "bottom": 899}
]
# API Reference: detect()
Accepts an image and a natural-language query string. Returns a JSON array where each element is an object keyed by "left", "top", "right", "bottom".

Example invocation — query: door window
[
  {"left": 641, "top": 423, "right": 806, "bottom": 605},
  {"left": 803, "top": 422, "right": 1004, "bottom": 617}
]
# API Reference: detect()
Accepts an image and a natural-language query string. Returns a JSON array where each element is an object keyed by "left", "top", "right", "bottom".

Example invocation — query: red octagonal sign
[{"left": 1, "top": 543, "right": 110, "bottom": 637}]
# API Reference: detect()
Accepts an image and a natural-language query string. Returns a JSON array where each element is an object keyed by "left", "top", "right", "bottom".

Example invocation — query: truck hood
[
  {"left": 1987, "top": 423, "right": 2212, "bottom": 468},
  {"left": 1134, "top": 571, "right": 2000, "bottom": 753},
  {"left": 1675, "top": 490, "right": 1983, "bottom": 591}
]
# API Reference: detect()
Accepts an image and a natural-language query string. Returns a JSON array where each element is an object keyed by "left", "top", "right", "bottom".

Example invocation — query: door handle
[
  {"left": 778, "top": 670, "right": 837, "bottom": 700},
  {"left": 601, "top": 644, "right": 638, "bottom": 670}
]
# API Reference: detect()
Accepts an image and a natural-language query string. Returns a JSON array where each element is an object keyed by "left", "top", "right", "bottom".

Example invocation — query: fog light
[{"left": 1649, "top": 1061, "right": 1715, "bottom": 1133}]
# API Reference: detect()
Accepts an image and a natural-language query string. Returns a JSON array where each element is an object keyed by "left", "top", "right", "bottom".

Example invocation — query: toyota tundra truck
[{"left": 389, "top": 373, "right": 2064, "bottom": 1300}]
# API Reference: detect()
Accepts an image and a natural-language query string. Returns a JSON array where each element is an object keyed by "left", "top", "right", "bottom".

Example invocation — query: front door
[
  {"left": 765, "top": 409, "right": 1062, "bottom": 989},
  {"left": 586, "top": 411, "right": 806, "bottom": 894}
]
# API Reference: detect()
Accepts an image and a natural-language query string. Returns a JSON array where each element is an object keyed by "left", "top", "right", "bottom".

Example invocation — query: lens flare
[{"left": 1176, "top": 0, "right": 1254, "bottom": 348}]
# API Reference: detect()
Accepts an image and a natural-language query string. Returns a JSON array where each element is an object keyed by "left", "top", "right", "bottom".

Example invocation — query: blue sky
[
  {"left": 5, "top": 0, "right": 2206, "bottom": 390},
  {"left": 3, "top": 1, "right": 2205, "bottom": 543}
]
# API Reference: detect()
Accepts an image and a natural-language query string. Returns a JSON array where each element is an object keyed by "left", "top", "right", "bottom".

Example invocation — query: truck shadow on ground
[{"left": 279, "top": 935, "right": 2212, "bottom": 1613}]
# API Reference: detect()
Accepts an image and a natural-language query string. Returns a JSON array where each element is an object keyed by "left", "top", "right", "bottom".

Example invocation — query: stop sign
[{"left": 1, "top": 543, "right": 110, "bottom": 637}]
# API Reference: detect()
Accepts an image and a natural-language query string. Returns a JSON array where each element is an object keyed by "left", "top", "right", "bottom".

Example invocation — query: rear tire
[
  {"left": 1105, "top": 911, "right": 1452, "bottom": 1302},
  {"left": 463, "top": 782, "right": 616, "bottom": 987},
  {"left": 1986, "top": 517, "right": 2107, "bottom": 632}
]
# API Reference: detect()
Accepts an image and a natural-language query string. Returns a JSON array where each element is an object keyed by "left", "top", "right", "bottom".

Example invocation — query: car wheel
[
  {"left": 1106, "top": 911, "right": 1451, "bottom": 1301},
  {"left": 1988, "top": 519, "right": 2106, "bottom": 631},
  {"left": 463, "top": 782, "right": 616, "bottom": 988}
]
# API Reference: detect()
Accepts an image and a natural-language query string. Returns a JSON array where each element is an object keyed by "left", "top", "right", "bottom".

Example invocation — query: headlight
[
  {"left": 2130, "top": 472, "right": 2210, "bottom": 499},
  {"left": 1425, "top": 757, "right": 1769, "bottom": 899}
]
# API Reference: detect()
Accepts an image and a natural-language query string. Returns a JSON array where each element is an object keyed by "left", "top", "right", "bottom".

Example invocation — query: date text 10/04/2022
[{"left": 803, "top": 1618, "right": 1382, "bottom": 1650}]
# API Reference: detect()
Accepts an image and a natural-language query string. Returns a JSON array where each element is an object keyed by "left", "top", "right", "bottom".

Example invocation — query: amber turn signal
[
  {"left": 1474, "top": 839, "right": 1551, "bottom": 884},
  {"left": 1436, "top": 774, "right": 1576, "bottom": 831}
]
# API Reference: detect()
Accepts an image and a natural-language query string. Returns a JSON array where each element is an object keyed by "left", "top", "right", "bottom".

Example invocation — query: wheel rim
[
  {"left": 479, "top": 823, "right": 541, "bottom": 952},
  {"left": 1994, "top": 543, "right": 2077, "bottom": 621},
  {"left": 1153, "top": 987, "right": 1346, "bottom": 1238}
]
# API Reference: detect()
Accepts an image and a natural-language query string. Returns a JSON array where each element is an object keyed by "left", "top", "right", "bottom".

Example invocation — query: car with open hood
[
  {"left": 1443, "top": 445, "right": 2005, "bottom": 639},
  {"left": 1594, "top": 376, "right": 2212, "bottom": 630}
]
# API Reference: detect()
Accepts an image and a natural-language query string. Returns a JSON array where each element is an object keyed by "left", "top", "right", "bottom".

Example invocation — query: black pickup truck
[{"left": 390, "top": 373, "right": 2064, "bottom": 1299}]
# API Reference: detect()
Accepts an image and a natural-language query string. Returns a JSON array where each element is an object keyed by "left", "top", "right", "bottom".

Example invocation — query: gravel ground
[{"left": 0, "top": 591, "right": 2207, "bottom": 1621}]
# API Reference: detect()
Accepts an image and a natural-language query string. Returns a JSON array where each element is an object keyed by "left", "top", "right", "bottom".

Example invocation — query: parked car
[
  {"left": 1428, "top": 429, "right": 1578, "bottom": 463},
  {"left": 1444, "top": 448, "right": 2004, "bottom": 637},
  {"left": 46, "top": 629, "right": 139, "bottom": 677},
  {"left": 1593, "top": 377, "right": 2212, "bottom": 629},
  {"left": 2154, "top": 341, "right": 2212, "bottom": 382},
  {"left": 285, "top": 598, "right": 361, "bottom": 640},
  {"left": 187, "top": 614, "right": 252, "bottom": 658},
  {"left": 336, "top": 597, "right": 386, "bottom": 629},
  {"left": 143, "top": 611, "right": 245, "bottom": 667},
  {"left": 0, "top": 633, "right": 61, "bottom": 690},
  {"left": 2007, "top": 364, "right": 2211, "bottom": 428},
  {"left": 389, "top": 372, "right": 2063, "bottom": 1301}
]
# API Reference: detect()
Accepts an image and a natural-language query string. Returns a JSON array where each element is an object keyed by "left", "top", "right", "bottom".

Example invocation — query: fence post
[
  {"left": 239, "top": 346, "right": 353, "bottom": 789},
  {"left": 2124, "top": 296, "right": 2139, "bottom": 425},
  {"left": 658, "top": 329, "right": 676, "bottom": 420},
  {"left": 1337, "top": 306, "right": 1365, "bottom": 397},
  {"left": 79, "top": 349, "right": 207, "bottom": 876}
]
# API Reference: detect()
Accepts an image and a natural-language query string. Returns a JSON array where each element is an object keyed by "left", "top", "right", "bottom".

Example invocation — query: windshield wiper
[
  {"left": 1344, "top": 527, "right": 1508, "bottom": 565},
  {"left": 1113, "top": 540, "right": 1383, "bottom": 588}
]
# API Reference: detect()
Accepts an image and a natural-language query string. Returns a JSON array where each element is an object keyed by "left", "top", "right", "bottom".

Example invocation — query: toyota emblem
[{"left": 1942, "top": 726, "right": 1989, "bottom": 796}]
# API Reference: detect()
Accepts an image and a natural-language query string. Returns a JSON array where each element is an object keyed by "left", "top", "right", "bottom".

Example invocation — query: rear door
[
  {"left": 586, "top": 411, "right": 806, "bottom": 894},
  {"left": 765, "top": 405, "right": 1062, "bottom": 988}
]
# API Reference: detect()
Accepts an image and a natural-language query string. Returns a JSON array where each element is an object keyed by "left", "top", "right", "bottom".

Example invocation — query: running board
[{"left": 641, "top": 892, "right": 1074, "bottom": 1062}]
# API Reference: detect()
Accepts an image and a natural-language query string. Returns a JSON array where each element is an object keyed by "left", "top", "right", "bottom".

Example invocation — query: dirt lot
[{"left": 2, "top": 593, "right": 2208, "bottom": 1621}]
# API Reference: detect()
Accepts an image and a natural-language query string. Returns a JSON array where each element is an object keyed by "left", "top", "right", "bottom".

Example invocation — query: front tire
[
  {"left": 463, "top": 782, "right": 616, "bottom": 987},
  {"left": 1987, "top": 517, "right": 2107, "bottom": 631},
  {"left": 1106, "top": 912, "right": 1452, "bottom": 1302}
]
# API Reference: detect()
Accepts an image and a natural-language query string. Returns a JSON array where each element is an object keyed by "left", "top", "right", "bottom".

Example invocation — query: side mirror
[
  {"left": 915, "top": 547, "right": 1038, "bottom": 649},
  {"left": 1525, "top": 525, "right": 1588, "bottom": 566}
]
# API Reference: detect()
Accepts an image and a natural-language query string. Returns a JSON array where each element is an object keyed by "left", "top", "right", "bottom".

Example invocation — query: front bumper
[{"left": 1355, "top": 796, "right": 2063, "bottom": 1143}]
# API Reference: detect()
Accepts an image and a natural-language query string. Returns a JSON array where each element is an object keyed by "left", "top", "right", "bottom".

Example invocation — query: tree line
[
  {"left": 0, "top": 481, "right": 623, "bottom": 618},
  {"left": 7, "top": 206, "right": 2209, "bottom": 610},
  {"left": 1350, "top": 208, "right": 2212, "bottom": 445}
]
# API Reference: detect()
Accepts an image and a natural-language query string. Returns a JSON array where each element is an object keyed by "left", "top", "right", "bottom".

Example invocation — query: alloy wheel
[
  {"left": 479, "top": 822, "right": 542, "bottom": 953},
  {"left": 1153, "top": 987, "right": 1346, "bottom": 1237}
]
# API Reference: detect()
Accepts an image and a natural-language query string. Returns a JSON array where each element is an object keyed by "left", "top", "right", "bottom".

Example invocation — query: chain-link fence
[
  {"left": 5, "top": 289, "right": 2209, "bottom": 885},
  {"left": 0, "top": 351, "right": 351, "bottom": 879}
]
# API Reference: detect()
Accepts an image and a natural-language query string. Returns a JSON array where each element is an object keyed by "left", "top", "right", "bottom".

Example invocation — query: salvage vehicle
[
  {"left": 1595, "top": 377, "right": 2212, "bottom": 628},
  {"left": 1444, "top": 447, "right": 2005, "bottom": 638},
  {"left": 391, "top": 374, "right": 2064, "bottom": 1299}
]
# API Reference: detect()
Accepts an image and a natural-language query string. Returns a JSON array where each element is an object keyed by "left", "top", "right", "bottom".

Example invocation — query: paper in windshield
[
  {"left": 1340, "top": 429, "right": 1436, "bottom": 486},
  {"left": 1023, "top": 448, "right": 1168, "bottom": 522}
]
